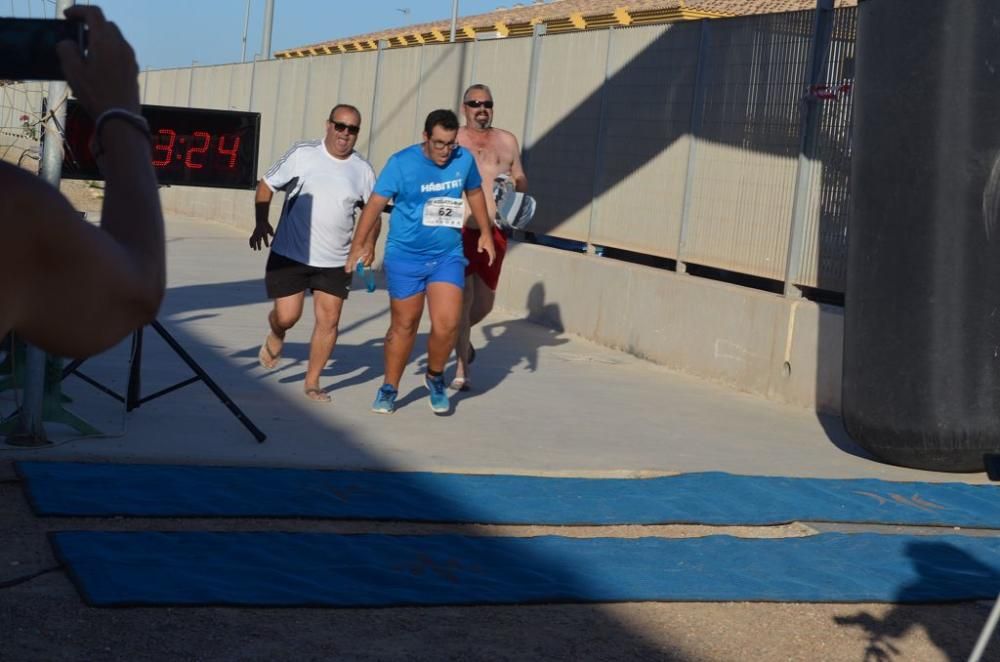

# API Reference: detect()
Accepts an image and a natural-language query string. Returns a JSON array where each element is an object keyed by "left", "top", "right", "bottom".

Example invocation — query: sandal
[
  {"left": 303, "top": 386, "right": 331, "bottom": 402},
  {"left": 258, "top": 333, "right": 282, "bottom": 369},
  {"left": 449, "top": 377, "right": 471, "bottom": 392}
]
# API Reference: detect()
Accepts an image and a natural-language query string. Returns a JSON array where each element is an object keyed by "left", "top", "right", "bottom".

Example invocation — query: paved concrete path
[{"left": 1, "top": 216, "right": 988, "bottom": 484}]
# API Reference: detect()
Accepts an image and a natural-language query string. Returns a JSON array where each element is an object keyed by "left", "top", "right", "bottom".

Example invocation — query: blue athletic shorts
[{"left": 383, "top": 249, "right": 468, "bottom": 300}]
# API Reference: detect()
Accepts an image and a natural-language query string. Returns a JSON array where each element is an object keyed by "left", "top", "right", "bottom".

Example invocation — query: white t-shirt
[{"left": 263, "top": 140, "right": 375, "bottom": 268}]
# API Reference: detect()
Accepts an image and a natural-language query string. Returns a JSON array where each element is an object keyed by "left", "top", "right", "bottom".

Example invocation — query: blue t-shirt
[{"left": 374, "top": 143, "right": 482, "bottom": 259}]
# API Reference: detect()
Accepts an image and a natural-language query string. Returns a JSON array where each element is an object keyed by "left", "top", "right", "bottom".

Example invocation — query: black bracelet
[{"left": 91, "top": 108, "right": 151, "bottom": 159}]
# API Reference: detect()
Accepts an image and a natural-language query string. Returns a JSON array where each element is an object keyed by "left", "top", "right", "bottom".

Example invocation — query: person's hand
[
  {"left": 360, "top": 240, "right": 377, "bottom": 268},
  {"left": 249, "top": 221, "right": 274, "bottom": 251},
  {"left": 345, "top": 246, "right": 372, "bottom": 272},
  {"left": 477, "top": 233, "right": 496, "bottom": 266},
  {"left": 345, "top": 245, "right": 366, "bottom": 273},
  {"left": 57, "top": 6, "right": 140, "bottom": 116}
]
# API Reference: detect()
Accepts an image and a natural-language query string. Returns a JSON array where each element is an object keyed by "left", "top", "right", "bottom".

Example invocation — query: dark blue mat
[
  {"left": 17, "top": 461, "right": 1000, "bottom": 527},
  {"left": 51, "top": 531, "right": 1000, "bottom": 606}
]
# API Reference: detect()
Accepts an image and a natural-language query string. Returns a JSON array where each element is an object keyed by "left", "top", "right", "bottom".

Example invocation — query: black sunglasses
[
  {"left": 464, "top": 100, "right": 494, "bottom": 109},
  {"left": 329, "top": 120, "right": 361, "bottom": 135}
]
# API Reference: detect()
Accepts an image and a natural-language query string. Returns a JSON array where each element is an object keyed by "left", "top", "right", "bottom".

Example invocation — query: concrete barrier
[{"left": 495, "top": 242, "right": 843, "bottom": 414}]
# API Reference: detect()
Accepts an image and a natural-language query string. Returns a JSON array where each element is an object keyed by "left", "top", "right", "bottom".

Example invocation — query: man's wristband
[{"left": 91, "top": 108, "right": 151, "bottom": 159}]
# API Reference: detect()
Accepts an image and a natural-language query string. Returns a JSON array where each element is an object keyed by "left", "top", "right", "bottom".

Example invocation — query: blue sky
[{"left": 8, "top": 0, "right": 508, "bottom": 70}]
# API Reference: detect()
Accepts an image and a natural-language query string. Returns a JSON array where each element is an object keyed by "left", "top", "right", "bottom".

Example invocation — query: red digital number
[
  {"left": 184, "top": 131, "right": 211, "bottom": 169},
  {"left": 217, "top": 135, "right": 241, "bottom": 169},
  {"left": 152, "top": 128, "right": 176, "bottom": 167}
]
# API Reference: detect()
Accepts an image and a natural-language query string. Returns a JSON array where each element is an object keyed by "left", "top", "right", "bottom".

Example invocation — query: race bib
[{"left": 422, "top": 197, "right": 465, "bottom": 228}]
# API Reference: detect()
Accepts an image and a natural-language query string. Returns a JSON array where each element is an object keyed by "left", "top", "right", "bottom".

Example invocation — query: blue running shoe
[
  {"left": 372, "top": 384, "right": 397, "bottom": 414},
  {"left": 425, "top": 374, "right": 449, "bottom": 414}
]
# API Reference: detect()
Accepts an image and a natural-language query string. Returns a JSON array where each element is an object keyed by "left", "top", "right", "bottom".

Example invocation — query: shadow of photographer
[{"left": 834, "top": 540, "right": 1000, "bottom": 661}]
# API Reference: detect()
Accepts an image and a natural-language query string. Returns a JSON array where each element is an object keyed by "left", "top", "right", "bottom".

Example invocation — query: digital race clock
[{"left": 62, "top": 100, "right": 261, "bottom": 190}]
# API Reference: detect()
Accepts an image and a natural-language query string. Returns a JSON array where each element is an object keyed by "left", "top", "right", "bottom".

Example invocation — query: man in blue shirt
[{"left": 347, "top": 109, "right": 496, "bottom": 415}]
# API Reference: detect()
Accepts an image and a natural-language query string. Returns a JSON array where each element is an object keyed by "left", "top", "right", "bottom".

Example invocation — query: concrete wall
[
  {"left": 127, "top": 7, "right": 857, "bottom": 296},
  {"left": 494, "top": 242, "right": 843, "bottom": 413}
]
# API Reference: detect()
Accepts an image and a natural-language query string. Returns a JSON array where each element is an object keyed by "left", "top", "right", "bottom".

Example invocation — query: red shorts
[{"left": 462, "top": 225, "right": 508, "bottom": 291}]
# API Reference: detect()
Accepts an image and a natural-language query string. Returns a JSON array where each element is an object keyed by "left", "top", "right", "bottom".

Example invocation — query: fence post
[
  {"left": 299, "top": 59, "right": 313, "bottom": 141},
  {"left": 783, "top": 0, "right": 835, "bottom": 296},
  {"left": 585, "top": 29, "right": 616, "bottom": 255},
  {"left": 335, "top": 50, "right": 345, "bottom": 104},
  {"left": 471, "top": 32, "right": 480, "bottom": 82},
  {"left": 187, "top": 62, "right": 196, "bottom": 106},
  {"left": 413, "top": 45, "right": 426, "bottom": 138},
  {"left": 10, "top": 0, "right": 77, "bottom": 446},
  {"left": 676, "top": 20, "right": 712, "bottom": 273},
  {"left": 248, "top": 56, "right": 258, "bottom": 112},
  {"left": 367, "top": 39, "right": 389, "bottom": 162},
  {"left": 520, "top": 22, "right": 547, "bottom": 171}
]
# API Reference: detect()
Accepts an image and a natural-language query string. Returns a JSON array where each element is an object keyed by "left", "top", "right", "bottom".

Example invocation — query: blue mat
[
  {"left": 51, "top": 531, "right": 1000, "bottom": 606},
  {"left": 17, "top": 461, "right": 1000, "bottom": 527}
]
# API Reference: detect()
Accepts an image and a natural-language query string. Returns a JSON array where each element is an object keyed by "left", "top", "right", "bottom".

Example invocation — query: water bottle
[{"left": 355, "top": 259, "right": 376, "bottom": 293}]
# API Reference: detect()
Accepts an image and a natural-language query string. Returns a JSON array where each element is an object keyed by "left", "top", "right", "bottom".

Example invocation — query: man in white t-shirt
[{"left": 249, "top": 104, "right": 377, "bottom": 402}]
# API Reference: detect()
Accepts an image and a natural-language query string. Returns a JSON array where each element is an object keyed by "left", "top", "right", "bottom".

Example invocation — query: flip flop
[
  {"left": 303, "top": 386, "right": 331, "bottom": 402},
  {"left": 258, "top": 334, "right": 282, "bottom": 369}
]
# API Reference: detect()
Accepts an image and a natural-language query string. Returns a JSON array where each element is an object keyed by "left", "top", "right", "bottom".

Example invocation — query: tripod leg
[
  {"left": 150, "top": 321, "right": 266, "bottom": 443},
  {"left": 126, "top": 328, "right": 143, "bottom": 412},
  {"left": 969, "top": 592, "right": 1000, "bottom": 662}
]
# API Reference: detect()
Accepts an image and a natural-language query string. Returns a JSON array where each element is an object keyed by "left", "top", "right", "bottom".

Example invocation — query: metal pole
[
  {"left": 520, "top": 22, "right": 546, "bottom": 171},
  {"left": 413, "top": 45, "right": 425, "bottom": 136},
  {"left": 783, "top": 0, "right": 835, "bottom": 297},
  {"left": 585, "top": 29, "right": 615, "bottom": 256},
  {"left": 449, "top": 0, "right": 459, "bottom": 43},
  {"left": 260, "top": 0, "right": 275, "bottom": 60},
  {"left": 367, "top": 40, "right": 388, "bottom": 159},
  {"left": 676, "top": 20, "right": 712, "bottom": 273},
  {"left": 241, "top": 0, "right": 252, "bottom": 63},
  {"left": 12, "top": 0, "right": 75, "bottom": 446},
  {"left": 969, "top": 593, "right": 1000, "bottom": 662},
  {"left": 187, "top": 60, "right": 197, "bottom": 106},
  {"left": 248, "top": 54, "right": 258, "bottom": 111}
]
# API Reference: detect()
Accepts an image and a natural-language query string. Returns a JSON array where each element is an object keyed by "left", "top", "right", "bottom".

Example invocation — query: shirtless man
[{"left": 452, "top": 84, "right": 528, "bottom": 391}]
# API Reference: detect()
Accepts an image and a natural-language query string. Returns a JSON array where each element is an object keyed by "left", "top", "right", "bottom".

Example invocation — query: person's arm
[
  {"left": 249, "top": 179, "right": 275, "bottom": 250},
  {"left": 359, "top": 166, "right": 381, "bottom": 264},
  {"left": 362, "top": 216, "right": 382, "bottom": 264},
  {"left": 466, "top": 188, "right": 496, "bottom": 266},
  {"left": 0, "top": 5, "right": 165, "bottom": 358},
  {"left": 346, "top": 193, "right": 390, "bottom": 271}
]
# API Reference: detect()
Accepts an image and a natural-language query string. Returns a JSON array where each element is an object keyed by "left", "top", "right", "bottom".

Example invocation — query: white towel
[{"left": 493, "top": 174, "right": 536, "bottom": 231}]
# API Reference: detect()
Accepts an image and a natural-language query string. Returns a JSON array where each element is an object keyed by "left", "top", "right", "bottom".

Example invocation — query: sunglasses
[
  {"left": 329, "top": 120, "right": 361, "bottom": 135},
  {"left": 464, "top": 100, "right": 494, "bottom": 109},
  {"left": 430, "top": 139, "right": 459, "bottom": 151}
]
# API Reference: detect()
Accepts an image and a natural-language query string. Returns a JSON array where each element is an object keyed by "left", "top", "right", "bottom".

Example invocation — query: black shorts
[{"left": 265, "top": 252, "right": 352, "bottom": 299}]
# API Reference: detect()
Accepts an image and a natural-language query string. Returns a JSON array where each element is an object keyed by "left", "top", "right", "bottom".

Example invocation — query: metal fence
[
  {"left": 0, "top": 80, "right": 45, "bottom": 167},
  {"left": 0, "top": 5, "right": 857, "bottom": 294}
]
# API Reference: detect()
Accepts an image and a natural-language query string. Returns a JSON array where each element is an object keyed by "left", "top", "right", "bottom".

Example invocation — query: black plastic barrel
[{"left": 844, "top": 0, "right": 1000, "bottom": 471}]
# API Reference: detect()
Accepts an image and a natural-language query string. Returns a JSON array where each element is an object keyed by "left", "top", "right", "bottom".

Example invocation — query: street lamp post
[
  {"left": 261, "top": 0, "right": 275, "bottom": 60},
  {"left": 241, "top": 0, "right": 251, "bottom": 63},
  {"left": 449, "top": 0, "right": 459, "bottom": 42}
]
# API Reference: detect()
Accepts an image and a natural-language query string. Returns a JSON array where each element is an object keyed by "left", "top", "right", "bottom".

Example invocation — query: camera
[{"left": 0, "top": 17, "right": 87, "bottom": 81}]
